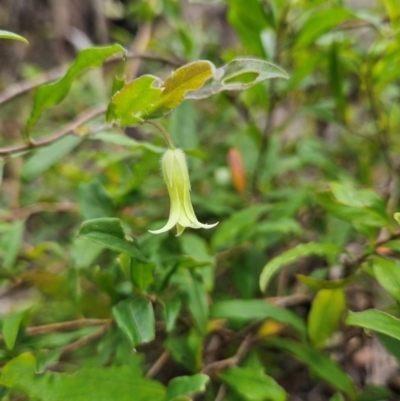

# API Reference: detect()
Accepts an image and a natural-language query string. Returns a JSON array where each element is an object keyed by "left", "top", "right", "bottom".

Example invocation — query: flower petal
[
  {"left": 176, "top": 223, "right": 186, "bottom": 236},
  {"left": 149, "top": 185, "right": 181, "bottom": 234}
]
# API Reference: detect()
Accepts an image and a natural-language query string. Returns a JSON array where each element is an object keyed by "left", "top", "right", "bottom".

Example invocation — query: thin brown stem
[
  {"left": 145, "top": 351, "right": 169, "bottom": 378},
  {"left": 60, "top": 324, "right": 110, "bottom": 357},
  {"left": 26, "top": 318, "right": 111, "bottom": 335},
  {"left": 0, "top": 105, "right": 106, "bottom": 156},
  {"left": 201, "top": 333, "right": 254, "bottom": 375},
  {"left": 0, "top": 202, "right": 77, "bottom": 222},
  {"left": 145, "top": 121, "right": 175, "bottom": 149}
]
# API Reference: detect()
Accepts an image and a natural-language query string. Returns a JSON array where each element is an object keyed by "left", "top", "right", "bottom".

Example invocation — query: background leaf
[
  {"left": 220, "top": 367, "right": 287, "bottom": 401},
  {"left": 163, "top": 373, "right": 209, "bottom": 401},
  {"left": 27, "top": 44, "right": 125, "bottom": 130},
  {"left": 346, "top": 310, "right": 400, "bottom": 341},
  {"left": 112, "top": 298, "right": 155, "bottom": 347},
  {"left": 0, "top": 353, "right": 165, "bottom": 401},
  {"left": 78, "top": 218, "right": 148, "bottom": 263},
  {"left": 308, "top": 288, "right": 346, "bottom": 347},
  {"left": 259, "top": 242, "right": 342, "bottom": 292}
]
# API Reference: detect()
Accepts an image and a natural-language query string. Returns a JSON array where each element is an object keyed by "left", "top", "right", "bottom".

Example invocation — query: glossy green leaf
[
  {"left": 210, "top": 299, "right": 306, "bottom": 340},
  {"left": 295, "top": 8, "right": 355, "bottom": 48},
  {"left": 346, "top": 309, "right": 400, "bottom": 341},
  {"left": 22, "top": 135, "right": 82, "bottom": 181},
  {"left": 259, "top": 242, "right": 342, "bottom": 292},
  {"left": 27, "top": 44, "right": 125, "bottom": 130},
  {"left": 78, "top": 218, "right": 148, "bottom": 263},
  {"left": 372, "top": 257, "right": 400, "bottom": 302},
  {"left": 163, "top": 373, "right": 209, "bottom": 401},
  {"left": 308, "top": 289, "right": 346, "bottom": 347},
  {"left": 268, "top": 338, "right": 356, "bottom": 398},
  {"left": 220, "top": 367, "right": 287, "bottom": 401},
  {"left": 0, "top": 220, "right": 24, "bottom": 270},
  {"left": 112, "top": 61, "right": 214, "bottom": 125},
  {"left": 78, "top": 179, "right": 114, "bottom": 220},
  {"left": 186, "top": 59, "right": 288, "bottom": 100},
  {"left": 2, "top": 311, "right": 25, "bottom": 350},
  {"left": 0, "top": 353, "right": 165, "bottom": 401},
  {"left": 112, "top": 298, "right": 155, "bottom": 347},
  {"left": 0, "top": 30, "right": 28, "bottom": 43}
]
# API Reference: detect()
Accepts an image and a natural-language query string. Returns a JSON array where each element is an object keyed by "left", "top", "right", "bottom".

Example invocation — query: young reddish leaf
[{"left": 227, "top": 147, "right": 246, "bottom": 194}]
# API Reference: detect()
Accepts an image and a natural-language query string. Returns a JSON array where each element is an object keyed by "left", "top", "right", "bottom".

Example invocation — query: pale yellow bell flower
[{"left": 149, "top": 148, "right": 218, "bottom": 236}]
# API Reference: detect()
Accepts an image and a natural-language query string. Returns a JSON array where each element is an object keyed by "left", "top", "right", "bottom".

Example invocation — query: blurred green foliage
[{"left": 1, "top": 0, "right": 400, "bottom": 400}]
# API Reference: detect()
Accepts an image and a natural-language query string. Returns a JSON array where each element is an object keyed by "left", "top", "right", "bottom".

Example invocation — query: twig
[
  {"left": 26, "top": 318, "right": 111, "bottom": 335},
  {"left": 201, "top": 333, "right": 253, "bottom": 375},
  {"left": 145, "top": 351, "right": 169, "bottom": 378},
  {"left": 0, "top": 51, "right": 181, "bottom": 106},
  {"left": 214, "top": 384, "right": 227, "bottom": 401},
  {"left": 0, "top": 202, "right": 77, "bottom": 222},
  {"left": 0, "top": 105, "right": 106, "bottom": 156},
  {"left": 60, "top": 324, "right": 110, "bottom": 357},
  {"left": 267, "top": 293, "right": 312, "bottom": 308}
]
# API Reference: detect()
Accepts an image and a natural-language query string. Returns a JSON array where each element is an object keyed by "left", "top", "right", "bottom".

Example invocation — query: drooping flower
[{"left": 149, "top": 148, "right": 218, "bottom": 236}]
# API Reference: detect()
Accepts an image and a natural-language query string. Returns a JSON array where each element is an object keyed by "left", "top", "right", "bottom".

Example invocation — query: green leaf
[
  {"left": 77, "top": 179, "right": 114, "bottom": 220},
  {"left": 0, "top": 220, "right": 24, "bottom": 270},
  {"left": 357, "top": 385, "right": 393, "bottom": 401},
  {"left": 268, "top": 338, "right": 356, "bottom": 399},
  {"left": 328, "top": 42, "right": 346, "bottom": 122},
  {"left": 372, "top": 257, "right": 400, "bottom": 302},
  {"left": 330, "top": 394, "right": 344, "bottom": 401},
  {"left": 163, "top": 296, "right": 182, "bottom": 332},
  {"left": 186, "top": 59, "right": 288, "bottom": 100},
  {"left": 112, "top": 298, "right": 155, "bottom": 347},
  {"left": 112, "top": 61, "right": 214, "bottom": 125},
  {"left": 210, "top": 299, "right": 306, "bottom": 340},
  {"left": 308, "top": 289, "right": 346, "bottom": 347},
  {"left": 131, "top": 261, "right": 155, "bottom": 290},
  {"left": 226, "top": 0, "right": 271, "bottom": 57},
  {"left": 2, "top": 311, "right": 25, "bottom": 350},
  {"left": 259, "top": 242, "right": 342, "bottom": 292},
  {"left": 165, "top": 330, "right": 202, "bottom": 372},
  {"left": 220, "top": 367, "right": 287, "bottom": 401},
  {"left": 78, "top": 218, "right": 148, "bottom": 263},
  {"left": 27, "top": 44, "right": 125, "bottom": 131},
  {"left": 22, "top": 135, "right": 82, "bottom": 181},
  {"left": 316, "top": 183, "right": 389, "bottom": 235},
  {"left": 0, "top": 353, "right": 165, "bottom": 401},
  {"left": 71, "top": 237, "right": 103, "bottom": 269},
  {"left": 183, "top": 272, "right": 209, "bottom": 335},
  {"left": 163, "top": 374, "right": 209, "bottom": 401},
  {"left": 295, "top": 8, "right": 355, "bottom": 48},
  {"left": 0, "top": 30, "right": 28, "bottom": 44},
  {"left": 297, "top": 274, "right": 356, "bottom": 290},
  {"left": 346, "top": 309, "right": 400, "bottom": 341}
]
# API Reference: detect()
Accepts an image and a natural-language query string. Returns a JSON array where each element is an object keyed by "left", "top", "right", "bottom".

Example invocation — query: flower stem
[{"left": 145, "top": 121, "right": 175, "bottom": 149}]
